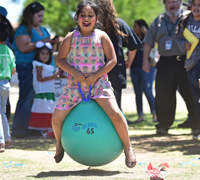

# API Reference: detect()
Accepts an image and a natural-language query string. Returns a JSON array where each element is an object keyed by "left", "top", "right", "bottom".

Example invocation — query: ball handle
[{"left": 77, "top": 82, "right": 91, "bottom": 101}]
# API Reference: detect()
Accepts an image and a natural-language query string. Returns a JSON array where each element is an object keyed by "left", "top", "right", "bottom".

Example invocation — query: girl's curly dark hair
[{"left": 94, "top": 0, "right": 128, "bottom": 43}]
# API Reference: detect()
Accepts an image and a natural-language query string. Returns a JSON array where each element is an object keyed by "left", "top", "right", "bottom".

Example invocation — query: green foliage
[
  {"left": 22, "top": 0, "right": 78, "bottom": 36},
  {"left": 20, "top": 0, "right": 165, "bottom": 36},
  {"left": 114, "top": 0, "right": 164, "bottom": 27}
]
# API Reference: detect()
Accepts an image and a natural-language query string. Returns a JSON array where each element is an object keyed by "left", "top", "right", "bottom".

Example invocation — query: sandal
[
  {"left": 125, "top": 148, "right": 137, "bottom": 168},
  {"left": 54, "top": 149, "right": 64, "bottom": 163},
  {"left": 125, "top": 158, "right": 137, "bottom": 168}
]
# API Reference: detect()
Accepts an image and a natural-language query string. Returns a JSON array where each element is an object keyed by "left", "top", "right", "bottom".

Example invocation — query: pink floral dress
[{"left": 55, "top": 29, "right": 115, "bottom": 110}]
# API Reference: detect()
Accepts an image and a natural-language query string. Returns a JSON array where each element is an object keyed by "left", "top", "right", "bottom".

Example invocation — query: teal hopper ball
[{"left": 61, "top": 83, "right": 124, "bottom": 166}]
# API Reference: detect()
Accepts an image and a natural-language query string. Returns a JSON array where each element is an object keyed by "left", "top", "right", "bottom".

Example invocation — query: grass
[{"left": 1, "top": 112, "right": 200, "bottom": 180}]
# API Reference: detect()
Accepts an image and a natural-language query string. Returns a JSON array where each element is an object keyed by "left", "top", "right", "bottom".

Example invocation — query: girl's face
[
  {"left": 39, "top": 48, "right": 50, "bottom": 64},
  {"left": 78, "top": 5, "right": 98, "bottom": 36},
  {"left": 191, "top": 0, "right": 200, "bottom": 20},
  {"left": 32, "top": 10, "right": 44, "bottom": 27}
]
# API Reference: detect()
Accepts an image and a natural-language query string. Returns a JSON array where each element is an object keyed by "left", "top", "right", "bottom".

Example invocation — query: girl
[
  {"left": 130, "top": 19, "right": 157, "bottom": 123},
  {"left": 52, "top": 0, "right": 137, "bottom": 168},
  {"left": 177, "top": 0, "right": 200, "bottom": 140},
  {"left": 28, "top": 41, "right": 57, "bottom": 138}
]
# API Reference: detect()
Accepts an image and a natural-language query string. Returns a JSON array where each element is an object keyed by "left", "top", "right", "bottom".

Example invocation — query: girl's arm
[
  {"left": 15, "top": 35, "right": 54, "bottom": 53},
  {"left": 36, "top": 66, "right": 57, "bottom": 82},
  {"left": 85, "top": 31, "right": 117, "bottom": 85},
  {"left": 56, "top": 32, "right": 85, "bottom": 82}
]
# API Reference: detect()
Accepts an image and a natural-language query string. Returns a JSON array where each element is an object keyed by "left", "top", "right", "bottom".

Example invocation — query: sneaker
[
  {"left": 156, "top": 128, "right": 168, "bottom": 134},
  {"left": 192, "top": 129, "right": 200, "bottom": 140},
  {"left": 0, "top": 143, "right": 5, "bottom": 152},
  {"left": 5, "top": 140, "right": 13, "bottom": 148}
]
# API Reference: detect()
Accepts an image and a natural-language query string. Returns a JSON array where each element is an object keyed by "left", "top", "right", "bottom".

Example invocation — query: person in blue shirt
[{"left": 12, "top": 2, "right": 58, "bottom": 138}]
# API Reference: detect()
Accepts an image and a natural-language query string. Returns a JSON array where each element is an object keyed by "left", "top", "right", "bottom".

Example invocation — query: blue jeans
[
  {"left": 130, "top": 66, "right": 156, "bottom": 115},
  {"left": 0, "top": 80, "right": 11, "bottom": 143},
  {"left": 12, "top": 63, "right": 35, "bottom": 137},
  {"left": 187, "top": 60, "right": 200, "bottom": 130}
]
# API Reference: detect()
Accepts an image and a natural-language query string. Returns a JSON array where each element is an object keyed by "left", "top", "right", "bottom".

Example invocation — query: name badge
[{"left": 165, "top": 39, "right": 172, "bottom": 50}]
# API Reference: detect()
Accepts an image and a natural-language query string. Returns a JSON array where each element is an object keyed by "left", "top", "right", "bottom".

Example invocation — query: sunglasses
[
  {"left": 32, "top": 3, "right": 42, "bottom": 9},
  {"left": 35, "top": 41, "right": 52, "bottom": 49}
]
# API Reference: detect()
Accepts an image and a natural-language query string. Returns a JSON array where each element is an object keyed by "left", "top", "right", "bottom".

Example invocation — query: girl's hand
[
  {"left": 85, "top": 73, "right": 97, "bottom": 85},
  {"left": 185, "top": 42, "right": 192, "bottom": 50},
  {"left": 73, "top": 70, "right": 85, "bottom": 82}
]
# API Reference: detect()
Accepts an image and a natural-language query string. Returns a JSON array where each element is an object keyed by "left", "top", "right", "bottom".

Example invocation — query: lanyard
[{"left": 165, "top": 16, "right": 182, "bottom": 37}]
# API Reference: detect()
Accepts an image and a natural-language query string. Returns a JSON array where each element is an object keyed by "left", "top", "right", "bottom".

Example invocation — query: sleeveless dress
[{"left": 56, "top": 29, "right": 115, "bottom": 110}]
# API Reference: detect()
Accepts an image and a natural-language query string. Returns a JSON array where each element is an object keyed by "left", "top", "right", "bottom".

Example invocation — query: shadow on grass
[
  {"left": 30, "top": 169, "right": 123, "bottom": 178},
  {"left": 12, "top": 137, "right": 56, "bottom": 151},
  {"left": 129, "top": 133, "right": 200, "bottom": 155}
]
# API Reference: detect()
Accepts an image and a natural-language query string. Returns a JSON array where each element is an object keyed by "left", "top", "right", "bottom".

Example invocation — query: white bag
[{"left": 149, "top": 48, "right": 159, "bottom": 66}]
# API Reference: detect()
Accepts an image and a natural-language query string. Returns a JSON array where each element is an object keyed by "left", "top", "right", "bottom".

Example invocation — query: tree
[
  {"left": 114, "top": 0, "right": 164, "bottom": 27},
  {"left": 22, "top": 0, "right": 78, "bottom": 36},
  {"left": 20, "top": 0, "right": 165, "bottom": 37}
]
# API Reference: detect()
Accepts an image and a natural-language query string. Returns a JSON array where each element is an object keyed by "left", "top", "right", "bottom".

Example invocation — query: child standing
[
  {"left": 177, "top": 0, "right": 200, "bottom": 140},
  {"left": 28, "top": 41, "right": 57, "bottom": 138},
  {"left": 52, "top": 0, "right": 137, "bottom": 168},
  {"left": 0, "top": 22, "right": 16, "bottom": 152}
]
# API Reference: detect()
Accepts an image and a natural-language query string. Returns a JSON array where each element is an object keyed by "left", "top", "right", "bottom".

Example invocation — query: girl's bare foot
[
  {"left": 125, "top": 147, "right": 137, "bottom": 168},
  {"left": 54, "top": 144, "right": 64, "bottom": 163}
]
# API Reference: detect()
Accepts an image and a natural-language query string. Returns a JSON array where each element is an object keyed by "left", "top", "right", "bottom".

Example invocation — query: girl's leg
[
  {"left": 95, "top": 98, "right": 136, "bottom": 168},
  {"left": 52, "top": 107, "right": 73, "bottom": 163}
]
